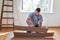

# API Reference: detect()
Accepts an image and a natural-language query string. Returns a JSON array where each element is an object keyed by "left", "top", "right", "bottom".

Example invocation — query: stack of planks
[{"left": 13, "top": 26, "right": 54, "bottom": 40}]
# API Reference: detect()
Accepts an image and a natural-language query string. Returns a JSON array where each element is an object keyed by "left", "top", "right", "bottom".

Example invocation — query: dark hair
[{"left": 35, "top": 8, "right": 41, "bottom": 12}]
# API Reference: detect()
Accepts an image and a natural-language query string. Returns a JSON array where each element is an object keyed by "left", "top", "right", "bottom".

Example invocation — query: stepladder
[{"left": 0, "top": 0, "right": 14, "bottom": 30}]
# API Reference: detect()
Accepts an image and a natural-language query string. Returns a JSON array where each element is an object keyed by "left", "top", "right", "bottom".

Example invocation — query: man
[{"left": 26, "top": 8, "right": 43, "bottom": 33}]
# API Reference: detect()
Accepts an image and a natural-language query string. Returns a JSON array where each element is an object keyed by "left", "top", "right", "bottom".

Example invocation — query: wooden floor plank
[
  {"left": 14, "top": 32, "right": 54, "bottom": 38},
  {"left": 14, "top": 26, "right": 48, "bottom": 33}
]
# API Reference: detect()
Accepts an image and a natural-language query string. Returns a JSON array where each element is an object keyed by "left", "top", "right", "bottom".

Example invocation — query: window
[{"left": 21, "top": 0, "right": 53, "bottom": 13}]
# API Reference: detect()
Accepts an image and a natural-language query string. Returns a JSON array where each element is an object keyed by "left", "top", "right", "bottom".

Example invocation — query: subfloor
[{"left": 0, "top": 27, "right": 60, "bottom": 40}]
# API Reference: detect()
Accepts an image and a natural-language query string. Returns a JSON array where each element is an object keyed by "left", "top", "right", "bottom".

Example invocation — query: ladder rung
[
  {"left": 3, "top": 11, "right": 13, "bottom": 13},
  {"left": 6, "top": 0, "right": 13, "bottom": 1},
  {"left": 2, "top": 24, "right": 13, "bottom": 25},
  {"left": 2, "top": 17, "right": 14, "bottom": 19},
  {"left": 4, "top": 5, "right": 13, "bottom": 7}
]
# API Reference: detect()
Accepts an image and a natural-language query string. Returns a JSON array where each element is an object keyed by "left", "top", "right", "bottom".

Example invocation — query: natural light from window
[{"left": 21, "top": 0, "right": 53, "bottom": 13}]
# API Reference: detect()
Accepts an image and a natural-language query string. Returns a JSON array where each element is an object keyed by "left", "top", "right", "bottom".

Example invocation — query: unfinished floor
[{"left": 0, "top": 27, "right": 60, "bottom": 40}]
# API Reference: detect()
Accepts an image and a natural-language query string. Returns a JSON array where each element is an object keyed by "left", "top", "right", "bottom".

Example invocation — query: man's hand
[
  {"left": 38, "top": 22, "right": 42, "bottom": 28},
  {"left": 29, "top": 25, "right": 34, "bottom": 27}
]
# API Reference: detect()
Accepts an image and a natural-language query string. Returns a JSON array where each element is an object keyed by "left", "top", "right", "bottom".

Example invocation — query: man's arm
[
  {"left": 26, "top": 18, "right": 34, "bottom": 27},
  {"left": 38, "top": 15, "right": 43, "bottom": 28},
  {"left": 38, "top": 22, "right": 42, "bottom": 28},
  {"left": 26, "top": 13, "right": 34, "bottom": 27},
  {"left": 26, "top": 18, "right": 30, "bottom": 26}
]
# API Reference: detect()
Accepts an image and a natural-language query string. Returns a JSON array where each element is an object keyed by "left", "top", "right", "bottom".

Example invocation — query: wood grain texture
[
  {"left": 14, "top": 32, "right": 54, "bottom": 37},
  {"left": 14, "top": 26, "right": 48, "bottom": 33}
]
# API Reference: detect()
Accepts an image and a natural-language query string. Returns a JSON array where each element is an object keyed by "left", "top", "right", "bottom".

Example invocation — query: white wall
[{"left": 14, "top": 0, "right": 60, "bottom": 27}]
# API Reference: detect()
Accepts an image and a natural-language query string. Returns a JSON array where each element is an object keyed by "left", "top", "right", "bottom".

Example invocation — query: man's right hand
[{"left": 29, "top": 25, "right": 34, "bottom": 27}]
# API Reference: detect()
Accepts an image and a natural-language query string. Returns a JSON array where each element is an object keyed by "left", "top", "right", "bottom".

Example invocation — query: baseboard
[
  {"left": 1, "top": 25, "right": 60, "bottom": 28},
  {"left": 14, "top": 25, "right": 60, "bottom": 28},
  {"left": 1, "top": 27, "right": 13, "bottom": 29}
]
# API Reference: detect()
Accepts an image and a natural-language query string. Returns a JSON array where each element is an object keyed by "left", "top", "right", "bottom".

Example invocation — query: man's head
[{"left": 34, "top": 8, "right": 41, "bottom": 16}]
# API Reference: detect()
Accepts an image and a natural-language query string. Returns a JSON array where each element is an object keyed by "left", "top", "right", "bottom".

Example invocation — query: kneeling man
[{"left": 26, "top": 8, "right": 43, "bottom": 33}]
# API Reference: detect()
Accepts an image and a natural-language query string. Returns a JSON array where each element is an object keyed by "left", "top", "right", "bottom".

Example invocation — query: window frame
[{"left": 20, "top": 0, "right": 53, "bottom": 13}]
